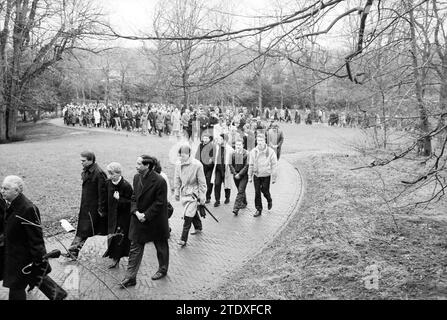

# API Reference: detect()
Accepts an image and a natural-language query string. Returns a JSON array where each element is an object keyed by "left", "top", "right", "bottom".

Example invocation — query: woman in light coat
[{"left": 174, "top": 144, "right": 207, "bottom": 246}]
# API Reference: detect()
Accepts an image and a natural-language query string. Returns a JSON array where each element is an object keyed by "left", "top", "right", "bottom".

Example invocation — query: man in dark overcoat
[
  {"left": 1, "top": 176, "right": 48, "bottom": 300},
  {"left": 66, "top": 151, "right": 107, "bottom": 260},
  {"left": 120, "top": 155, "right": 169, "bottom": 288}
]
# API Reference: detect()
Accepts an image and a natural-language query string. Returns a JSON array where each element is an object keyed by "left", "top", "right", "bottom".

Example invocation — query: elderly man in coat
[
  {"left": 0, "top": 176, "right": 48, "bottom": 300},
  {"left": 174, "top": 144, "right": 207, "bottom": 247},
  {"left": 65, "top": 151, "right": 107, "bottom": 260},
  {"left": 120, "top": 155, "right": 169, "bottom": 288}
]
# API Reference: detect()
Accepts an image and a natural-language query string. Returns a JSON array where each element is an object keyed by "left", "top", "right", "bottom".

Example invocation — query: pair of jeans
[
  {"left": 233, "top": 175, "right": 248, "bottom": 210},
  {"left": 253, "top": 175, "right": 272, "bottom": 212},
  {"left": 126, "top": 240, "right": 169, "bottom": 280},
  {"left": 181, "top": 213, "right": 203, "bottom": 243}
]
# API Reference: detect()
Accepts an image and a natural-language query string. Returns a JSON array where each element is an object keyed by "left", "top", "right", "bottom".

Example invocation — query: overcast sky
[
  {"left": 97, "top": 0, "right": 351, "bottom": 49},
  {"left": 99, "top": 0, "right": 273, "bottom": 34}
]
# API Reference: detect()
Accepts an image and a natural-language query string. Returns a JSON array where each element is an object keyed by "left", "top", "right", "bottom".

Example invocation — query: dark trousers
[
  {"left": 204, "top": 167, "right": 214, "bottom": 200},
  {"left": 181, "top": 213, "right": 203, "bottom": 243},
  {"left": 68, "top": 235, "right": 87, "bottom": 257},
  {"left": 126, "top": 239, "right": 169, "bottom": 279},
  {"left": 214, "top": 170, "right": 230, "bottom": 202},
  {"left": 233, "top": 175, "right": 248, "bottom": 210},
  {"left": 214, "top": 169, "right": 223, "bottom": 201},
  {"left": 9, "top": 288, "right": 26, "bottom": 300},
  {"left": 253, "top": 175, "right": 272, "bottom": 212}
]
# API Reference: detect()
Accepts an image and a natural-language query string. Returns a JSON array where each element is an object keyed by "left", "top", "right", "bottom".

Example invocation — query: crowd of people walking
[{"left": 1, "top": 101, "right": 286, "bottom": 298}]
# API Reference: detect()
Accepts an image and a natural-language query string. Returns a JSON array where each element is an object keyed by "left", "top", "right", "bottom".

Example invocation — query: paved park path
[{"left": 0, "top": 119, "right": 304, "bottom": 300}]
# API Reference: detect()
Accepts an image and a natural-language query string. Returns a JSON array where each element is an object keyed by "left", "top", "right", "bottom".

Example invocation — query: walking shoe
[
  {"left": 205, "top": 199, "right": 211, "bottom": 204},
  {"left": 224, "top": 198, "right": 230, "bottom": 204},
  {"left": 233, "top": 209, "right": 239, "bottom": 216},
  {"left": 62, "top": 251, "right": 78, "bottom": 261},
  {"left": 108, "top": 259, "right": 119, "bottom": 269},
  {"left": 268, "top": 201, "right": 272, "bottom": 210},
  {"left": 214, "top": 201, "right": 220, "bottom": 207},
  {"left": 119, "top": 278, "right": 136, "bottom": 288},
  {"left": 191, "top": 229, "right": 202, "bottom": 235},
  {"left": 177, "top": 240, "right": 186, "bottom": 247},
  {"left": 253, "top": 210, "right": 262, "bottom": 217},
  {"left": 151, "top": 271, "right": 167, "bottom": 281}
]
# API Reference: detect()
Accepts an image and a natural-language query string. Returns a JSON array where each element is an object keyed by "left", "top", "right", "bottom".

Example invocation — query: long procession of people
[
  {"left": 0, "top": 101, "right": 286, "bottom": 299},
  {"left": 61, "top": 101, "right": 384, "bottom": 136}
]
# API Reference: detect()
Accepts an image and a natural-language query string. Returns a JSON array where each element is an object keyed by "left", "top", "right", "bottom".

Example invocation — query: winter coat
[
  {"left": 2, "top": 194, "right": 47, "bottom": 289},
  {"left": 174, "top": 158, "right": 207, "bottom": 218},
  {"left": 248, "top": 145, "right": 278, "bottom": 182},
  {"left": 129, "top": 170, "right": 169, "bottom": 243},
  {"left": 103, "top": 178, "right": 133, "bottom": 259},
  {"left": 211, "top": 143, "right": 234, "bottom": 188},
  {"left": 181, "top": 113, "right": 190, "bottom": 128},
  {"left": 76, "top": 163, "right": 108, "bottom": 238},
  {"left": 155, "top": 112, "right": 165, "bottom": 130},
  {"left": 172, "top": 111, "right": 181, "bottom": 131},
  {"left": 229, "top": 148, "right": 249, "bottom": 177},
  {"left": 267, "top": 126, "right": 284, "bottom": 155},
  {"left": 195, "top": 142, "right": 214, "bottom": 171}
]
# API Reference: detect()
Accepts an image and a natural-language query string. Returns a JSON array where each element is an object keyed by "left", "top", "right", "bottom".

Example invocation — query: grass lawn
[{"left": 210, "top": 146, "right": 447, "bottom": 299}]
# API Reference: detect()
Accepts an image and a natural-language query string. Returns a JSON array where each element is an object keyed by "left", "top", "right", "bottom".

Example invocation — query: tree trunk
[
  {"left": 280, "top": 88, "right": 284, "bottom": 109},
  {"left": 6, "top": 107, "right": 17, "bottom": 138},
  {"left": 182, "top": 71, "right": 189, "bottom": 109},
  {"left": 0, "top": 107, "right": 6, "bottom": 141},
  {"left": 439, "top": 56, "right": 447, "bottom": 111},
  {"left": 407, "top": 0, "right": 432, "bottom": 156}
]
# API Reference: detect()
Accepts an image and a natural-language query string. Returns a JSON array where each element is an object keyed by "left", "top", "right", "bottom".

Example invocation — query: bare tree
[{"left": 0, "top": 0, "right": 107, "bottom": 141}]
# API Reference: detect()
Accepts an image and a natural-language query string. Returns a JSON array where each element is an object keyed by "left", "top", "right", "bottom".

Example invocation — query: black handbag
[{"left": 167, "top": 201, "right": 174, "bottom": 219}]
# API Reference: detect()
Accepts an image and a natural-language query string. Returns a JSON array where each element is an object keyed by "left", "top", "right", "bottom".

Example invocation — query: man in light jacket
[{"left": 248, "top": 134, "right": 278, "bottom": 217}]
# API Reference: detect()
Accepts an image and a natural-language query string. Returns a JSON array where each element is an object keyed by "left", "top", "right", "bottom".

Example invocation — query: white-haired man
[{"left": 0, "top": 176, "right": 48, "bottom": 300}]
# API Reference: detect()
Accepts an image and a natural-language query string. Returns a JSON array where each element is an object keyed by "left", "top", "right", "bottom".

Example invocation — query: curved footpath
[{"left": 0, "top": 119, "right": 304, "bottom": 300}]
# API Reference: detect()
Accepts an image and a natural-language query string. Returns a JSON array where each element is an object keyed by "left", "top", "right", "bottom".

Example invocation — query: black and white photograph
[{"left": 0, "top": 0, "right": 446, "bottom": 308}]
